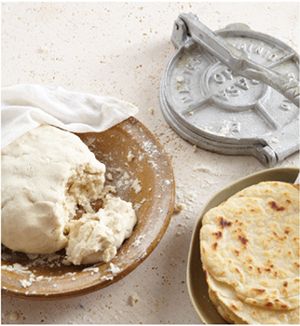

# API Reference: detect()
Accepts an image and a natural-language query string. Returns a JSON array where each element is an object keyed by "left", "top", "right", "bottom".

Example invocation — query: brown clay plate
[
  {"left": 1, "top": 117, "right": 175, "bottom": 299},
  {"left": 186, "top": 167, "right": 299, "bottom": 324}
]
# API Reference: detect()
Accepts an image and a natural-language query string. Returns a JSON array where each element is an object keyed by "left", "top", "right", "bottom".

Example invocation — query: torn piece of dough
[{"left": 66, "top": 195, "right": 137, "bottom": 265}]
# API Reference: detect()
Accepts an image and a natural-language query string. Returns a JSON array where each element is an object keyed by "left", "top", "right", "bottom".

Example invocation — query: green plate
[{"left": 186, "top": 167, "right": 299, "bottom": 324}]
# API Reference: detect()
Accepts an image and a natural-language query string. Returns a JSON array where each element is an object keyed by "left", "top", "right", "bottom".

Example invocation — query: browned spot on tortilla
[
  {"left": 265, "top": 302, "right": 273, "bottom": 308},
  {"left": 219, "top": 217, "right": 232, "bottom": 228},
  {"left": 286, "top": 199, "right": 291, "bottom": 204},
  {"left": 272, "top": 231, "right": 286, "bottom": 241},
  {"left": 281, "top": 304, "right": 288, "bottom": 309},
  {"left": 253, "top": 288, "right": 265, "bottom": 294},
  {"left": 269, "top": 201, "right": 285, "bottom": 211},
  {"left": 265, "top": 268, "right": 271, "bottom": 272},
  {"left": 233, "top": 250, "right": 240, "bottom": 256},
  {"left": 283, "top": 281, "right": 288, "bottom": 287},
  {"left": 212, "top": 242, "right": 218, "bottom": 250},
  {"left": 284, "top": 227, "right": 291, "bottom": 234},
  {"left": 212, "top": 231, "right": 222, "bottom": 239},
  {"left": 235, "top": 268, "right": 241, "bottom": 274},
  {"left": 248, "top": 265, "right": 253, "bottom": 270},
  {"left": 230, "top": 304, "right": 238, "bottom": 311},
  {"left": 257, "top": 267, "right": 262, "bottom": 274},
  {"left": 238, "top": 235, "right": 248, "bottom": 245},
  {"left": 294, "top": 262, "right": 300, "bottom": 268}
]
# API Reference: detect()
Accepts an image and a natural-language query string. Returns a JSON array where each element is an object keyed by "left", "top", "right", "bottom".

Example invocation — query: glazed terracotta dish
[{"left": 1, "top": 117, "right": 175, "bottom": 299}]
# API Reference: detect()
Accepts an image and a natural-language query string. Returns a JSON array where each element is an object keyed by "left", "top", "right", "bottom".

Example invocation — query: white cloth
[{"left": 1, "top": 84, "right": 138, "bottom": 148}]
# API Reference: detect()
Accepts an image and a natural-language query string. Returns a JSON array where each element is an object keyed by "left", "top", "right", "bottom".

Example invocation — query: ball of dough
[{"left": 1, "top": 125, "right": 106, "bottom": 254}]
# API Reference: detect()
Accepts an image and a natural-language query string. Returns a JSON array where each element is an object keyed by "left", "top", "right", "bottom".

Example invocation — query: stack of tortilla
[{"left": 200, "top": 181, "right": 300, "bottom": 324}]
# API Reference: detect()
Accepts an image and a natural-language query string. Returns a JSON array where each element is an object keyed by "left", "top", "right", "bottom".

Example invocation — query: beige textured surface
[{"left": 1, "top": 2, "right": 299, "bottom": 324}]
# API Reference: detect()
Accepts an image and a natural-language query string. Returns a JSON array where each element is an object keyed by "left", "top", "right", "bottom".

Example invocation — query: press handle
[{"left": 178, "top": 13, "right": 300, "bottom": 108}]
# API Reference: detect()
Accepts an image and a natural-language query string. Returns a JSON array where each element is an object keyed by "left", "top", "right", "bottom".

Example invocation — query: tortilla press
[{"left": 160, "top": 13, "right": 300, "bottom": 166}]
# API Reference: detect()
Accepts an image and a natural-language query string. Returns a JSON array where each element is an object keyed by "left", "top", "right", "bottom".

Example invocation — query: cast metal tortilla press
[{"left": 160, "top": 13, "right": 300, "bottom": 166}]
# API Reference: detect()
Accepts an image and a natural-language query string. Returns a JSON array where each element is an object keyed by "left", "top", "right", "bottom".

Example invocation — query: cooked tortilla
[
  {"left": 207, "top": 272, "right": 300, "bottom": 324},
  {"left": 200, "top": 181, "right": 299, "bottom": 323}
]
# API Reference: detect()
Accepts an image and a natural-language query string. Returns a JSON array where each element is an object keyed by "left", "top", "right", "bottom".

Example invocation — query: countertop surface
[{"left": 1, "top": 2, "right": 299, "bottom": 324}]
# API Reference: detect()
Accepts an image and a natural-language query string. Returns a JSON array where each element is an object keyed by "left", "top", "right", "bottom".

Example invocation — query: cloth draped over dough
[{"left": 1, "top": 84, "right": 139, "bottom": 148}]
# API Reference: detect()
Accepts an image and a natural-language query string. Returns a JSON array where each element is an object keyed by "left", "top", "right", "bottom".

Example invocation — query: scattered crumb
[
  {"left": 7, "top": 311, "right": 20, "bottom": 322},
  {"left": 134, "top": 198, "right": 146, "bottom": 211},
  {"left": 148, "top": 107, "right": 154, "bottom": 115},
  {"left": 36, "top": 276, "right": 44, "bottom": 281},
  {"left": 128, "top": 293, "right": 139, "bottom": 306},
  {"left": 115, "top": 169, "right": 132, "bottom": 189},
  {"left": 131, "top": 178, "right": 142, "bottom": 194},
  {"left": 173, "top": 202, "right": 187, "bottom": 214},
  {"left": 175, "top": 230, "right": 182, "bottom": 237},
  {"left": 19, "top": 279, "right": 33, "bottom": 288},
  {"left": 1, "top": 263, "right": 30, "bottom": 273},
  {"left": 109, "top": 263, "right": 120, "bottom": 275},
  {"left": 134, "top": 203, "right": 141, "bottom": 210},
  {"left": 127, "top": 151, "right": 135, "bottom": 162},
  {"left": 106, "top": 172, "right": 113, "bottom": 181},
  {"left": 132, "top": 235, "right": 144, "bottom": 247},
  {"left": 192, "top": 145, "right": 197, "bottom": 153},
  {"left": 101, "top": 274, "right": 114, "bottom": 281},
  {"left": 82, "top": 266, "right": 99, "bottom": 275},
  {"left": 36, "top": 47, "right": 48, "bottom": 54}
]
